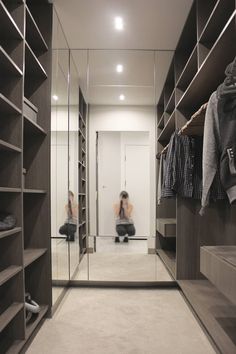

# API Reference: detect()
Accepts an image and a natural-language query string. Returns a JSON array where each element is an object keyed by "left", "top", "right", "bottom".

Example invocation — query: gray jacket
[{"left": 201, "top": 91, "right": 236, "bottom": 214}]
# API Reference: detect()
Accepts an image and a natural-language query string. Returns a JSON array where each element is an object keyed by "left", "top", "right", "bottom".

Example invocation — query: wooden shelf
[
  {"left": 201, "top": 246, "right": 236, "bottom": 306},
  {"left": 0, "top": 1, "right": 23, "bottom": 40},
  {"left": 157, "top": 218, "right": 176, "bottom": 238},
  {"left": 0, "top": 93, "right": 21, "bottom": 115},
  {"left": 23, "top": 189, "right": 47, "bottom": 194},
  {"left": 0, "top": 265, "right": 22, "bottom": 287},
  {"left": 0, "top": 139, "right": 21, "bottom": 153},
  {"left": 157, "top": 249, "right": 176, "bottom": 279},
  {"left": 0, "top": 227, "right": 21, "bottom": 240},
  {"left": 82, "top": 234, "right": 86, "bottom": 240},
  {"left": 177, "top": 13, "right": 236, "bottom": 109},
  {"left": 79, "top": 193, "right": 86, "bottom": 196},
  {"left": 79, "top": 221, "right": 86, "bottom": 228},
  {"left": 176, "top": 45, "right": 198, "bottom": 91},
  {"left": 24, "top": 115, "right": 46, "bottom": 136},
  {"left": 0, "top": 187, "right": 21, "bottom": 193},
  {"left": 165, "top": 90, "right": 175, "bottom": 115},
  {"left": 25, "top": 5, "right": 48, "bottom": 55},
  {"left": 79, "top": 113, "right": 86, "bottom": 126},
  {"left": 25, "top": 41, "right": 47, "bottom": 78},
  {"left": 179, "top": 280, "right": 236, "bottom": 354},
  {"left": 24, "top": 248, "right": 47, "bottom": 267},
  {"left": 79, "top": 129, "right": 85, "bottom": 140},
  {"left": 157, "top": 111, "right": 175, "bottom": 144},
  {"left": 79, "top": 161, "right": 86, "bottom": 168},
  {"left": 157, "top": 113, "right": 165, "bottom": 129},
  {"left": 0, "top": 46, "right": 23, "bottom": 76},
  {"left": 0, "top": 303, "right": 23, "bottom": 333}
]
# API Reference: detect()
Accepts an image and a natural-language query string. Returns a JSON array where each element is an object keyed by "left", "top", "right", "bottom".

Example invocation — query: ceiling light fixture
[
  {"left": 116, "top": 64, "right": 123, "bottom": 73},
  {"left": 52, "top": 95, "right": 59, "bottom": 101},
  {"left": 119, "top": 94, "right": 125, "bottom": 101},
  {"left": 114, "top": 17, "right": 124, "bottom": 31}
]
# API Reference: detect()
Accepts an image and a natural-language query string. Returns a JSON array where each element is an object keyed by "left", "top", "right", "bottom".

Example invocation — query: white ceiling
[
  {"left": 52, "top": 0, "right": 193, "bottom": 106},
  {"left": 53, "top": 0, "right": 193, "bottom": 50}
]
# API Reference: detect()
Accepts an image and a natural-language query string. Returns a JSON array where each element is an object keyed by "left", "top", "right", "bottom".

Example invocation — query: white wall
[{"left": 89, "top": 105, "right": 156, "bottom": 249}]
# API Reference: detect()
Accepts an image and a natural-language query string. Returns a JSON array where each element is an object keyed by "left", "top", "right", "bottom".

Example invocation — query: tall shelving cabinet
[
  {"left": 0, "top": 0, "right": 52, "bottom": 352},
  {"left": 156, "top": 1, "right": 236, "bottom": 352},
  {"left": 78, "top": 88, "right": 87, "bottom": 259}
]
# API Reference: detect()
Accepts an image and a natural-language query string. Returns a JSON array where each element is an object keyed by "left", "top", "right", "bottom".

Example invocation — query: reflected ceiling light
[
  {"left": 119, "top": 94, "right": 125, "bottom": 101},
  {"left": 116, "top": 64, "right": 123, "bottom": 73},
  {"left": 52, "top": 95, "right": 59, "bottom": 101},
  {"left": 114, "top": 17, "right": 124, "bottom": 31}
]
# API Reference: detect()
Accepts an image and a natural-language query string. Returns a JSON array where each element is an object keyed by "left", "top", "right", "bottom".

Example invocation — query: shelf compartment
[
  {"left": 25, "top": 5, "right": 48, "bottom": 55},
  {"left": 0, "top": 303, "right": 23, "bottom": 333},
  {"left": 24, "top": 115, "right": 46, "bottom": 136},
  {"left": 157, "top": 111, "right": 175, "bottom": 144},
  {"left": 79, "top": 221, "right": 86, "bottom": 228},
  {"left": 0, "top": 227, "right": 21, "bottom": 240},
  {"left": 0, "top": 1, "right": 23, "bottom": 40},
  {"left": 179, "top": 280, "right": 236, "bottom": 354},
  {"left": 177, "top": 14, "right": 236, "bottom": 110},
  {"left": 157, "top": 249, "right": 176, "bottom": 279},
  {"left": 0, "top": 139, "right": 21, "bottom": 153},
  {"left": 0, "top": 46, "right": 22, "bottom": 76},
  {"left": 176, "top": 46, "right": 198, "bottom": 92},
  {"left": 199, "top": 0, "right": 235, "bottom": 50},
  {"left": 0, "top": 93, "right": 21, "bottom": 115},
  {"left": 24, "top": 248, "right": 47, "bottom": 268},
  {"left": 157, "top": 113, "right": 164, "bottom": 129},
  {"left": 165, "top": 90, "right": 175, "bottom": 115},
  {"left": 197, "top": 0, "right": 218, "bottom": 39},
  {"left": 0, "top": 266, "right": 22, "bottom": 287},
  {"left": 157, "top": 218, "right": 176, "bottom": 238},
  {"left": 201, "top": 246, "right": 236, "bottom": 306},
  {"left": 25, "top": 41, "right": 47, "bottom": 79},
  {"left": 79, "top": 129, "right": 85, "bottom": 140}
]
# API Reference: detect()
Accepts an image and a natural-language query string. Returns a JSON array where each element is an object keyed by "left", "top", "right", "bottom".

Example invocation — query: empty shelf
[
  {"left": 24, "top": 115, "right": 46, "bottom": 136},
  {"left": 0, "top": 46, "right": 23, "bottom": 76},
  {"left": 0, "top": 187, "right": 21, "bottom": 193},
  {"left": 0, "top": 303, "right": 23, "bottom": 333},
  {"left": 0, "top": 139, "right": 21, "bottom": 153},
  {"left": 0, "top": 94, "right": 21, "bottom": 115},
  {"left": 79, "top": 221, "right": 86, "bottom": 227},
  {"left": 0, "top": 2, "right": 23, "bottom": 40},
  {"left": 0, "top": 265, "right": 22, "bottom": 286},
  {"left": 0, "top": 227, "right": 21, "bottom": 240},
  {"left": 25, "top": 42, "right": 47, "bottom": 78},
  {"left": 157, "top": 111, "right": 175, "bottom": 143},
  {"left": 24, "top": 248, "right": 47, "bottom": 267},
  {"left": 26, "top": 5, "right": 48, "bottom": 54},
  {"left": 23, "top": 189, "right": 47, "bottom": 194},
  {"left": 201, "top": 246, "right": 236, "bottom": 306},
  {"left": 157, "top": 218, "right": 176, "bottom": 237}
]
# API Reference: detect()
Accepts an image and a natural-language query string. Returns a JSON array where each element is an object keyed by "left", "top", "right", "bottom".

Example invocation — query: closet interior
[
  {"left": 156, "top": 1, "right": 236, "bottom": 353},
  {"left": 0, "top": 0, "right": 52, "bottom": 352}
]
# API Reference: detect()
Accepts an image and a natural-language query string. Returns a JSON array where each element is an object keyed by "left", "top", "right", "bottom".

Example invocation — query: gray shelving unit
[
  {"left": 156, "top": 1, "right": 236, "bottom": 353},
  {"left": 0, "top": 0, "right": 52, "bottom": 352}
]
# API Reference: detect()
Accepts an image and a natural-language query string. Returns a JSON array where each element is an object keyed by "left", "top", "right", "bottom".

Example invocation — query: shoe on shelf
[
  {"left": 123, "top": 237, "right": 129, "bottom": 243},
  {"left": 115, "top": 237, "right": 120, "bottom": 243}
]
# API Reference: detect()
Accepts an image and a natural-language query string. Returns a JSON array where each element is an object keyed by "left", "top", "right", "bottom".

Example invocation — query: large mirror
[{"left": 71, "top": 49, "right": 174, "bottom": 282}]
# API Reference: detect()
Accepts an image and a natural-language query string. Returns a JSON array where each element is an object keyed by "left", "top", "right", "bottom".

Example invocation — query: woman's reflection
[
  {"left": 59, "top": 191, "right": 78, "bottom": 242},
  {"left": 114, "top": 191, "right": 136, "bottom": 243}
]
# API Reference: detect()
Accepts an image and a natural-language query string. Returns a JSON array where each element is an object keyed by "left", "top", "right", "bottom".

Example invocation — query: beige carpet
[{"left": 27, "top": 288, "right": 216, "bottom": 354}]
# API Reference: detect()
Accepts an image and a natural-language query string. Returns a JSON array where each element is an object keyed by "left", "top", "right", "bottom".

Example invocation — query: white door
[
  {"left": 125, "top": 145, "right": 150, "bottom": 237},
  {"left": 98, "top": 132, "right": 121, "bottom": 236}
]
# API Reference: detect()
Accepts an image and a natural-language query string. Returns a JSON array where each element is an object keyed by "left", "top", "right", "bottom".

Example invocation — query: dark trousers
[
  {"left": 116, "top": 224, "right": 135, "bottom": 237},
  {"left": 59, "top": 223, "right": 77, "bottom": 241}
]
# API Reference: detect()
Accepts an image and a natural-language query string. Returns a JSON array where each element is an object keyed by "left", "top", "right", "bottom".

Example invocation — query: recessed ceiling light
[
  {"left": 116, "top": 64, "right": 123, "bottom": 73},
  {"left": 52, "top": 95, "right": 59, "bottom": 101},
  {"left": 119, "top": 94, "right": 125, "bottom": 101},
  {"left": 114, "top": 17, "right": 124, "bottom": 31}
]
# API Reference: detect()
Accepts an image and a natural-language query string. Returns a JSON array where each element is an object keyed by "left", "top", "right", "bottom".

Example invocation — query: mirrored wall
[{"left": 51, "top": 10, "right": 175, "bottom": 296}]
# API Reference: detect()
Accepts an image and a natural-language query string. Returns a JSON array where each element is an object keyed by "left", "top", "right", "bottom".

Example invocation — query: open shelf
[
  {"left": 0, "top": 227, "right": 21, "bottom": 240},
  {"left": 157, "top": 111, "right": 175, "bottom": 144},
  {"left": 25, "top": 41, "right": 47, "bottom": 78},
  {"left": 0, "top": 187, "right": 21, "bottom": 193},
  {"left": 0, "top": 303, "right": 23, "bottom": 333},
  {"left": 179, "top": 280, "right": 236, "bottom": 354},
  {"left": 24, "top": 115, "right": 46, "bottom": 136},
  {"left": 157, "top": 218, "right": 176, "bottom": 238},
  {"left": 0, "top": 1, "right": 23, "bottom": 40},
  {"left": 25, "top": 5, "right": 48, "bottom": 55},
  {"left": 165, "top": 89, "right": 175, "bottom": 115},
  {"left": 157, "top": 249, "right": 176, "bottom": 279},
  {"left": 0, "top": 93, "right": 21, "bottom": 115},
  {"left": 201, "top": 246, "right": 236, "bottom": 306},
  {"left": 0, "top": 46, "right": 22, "bottom": 76},
  {"left": 24, "top": 248, "right": 47, "bottom": 268},
  {"left": 157, "top": 113, "right": 165, "bottom": 129},
  {"left": 0, "top": 266, "right": 22, "bottom": 287},
  {"left": 23, "top": 189, "right": 46, "bottom": 194},
  {"left": 176, "top": 45, "right": 198, "bottom": 92},
  {"left": 197, "top": 0, "right": 218, "bottom": 39},
  {"left": 0, "top": 139, "right": 21, "bottom": 153}
]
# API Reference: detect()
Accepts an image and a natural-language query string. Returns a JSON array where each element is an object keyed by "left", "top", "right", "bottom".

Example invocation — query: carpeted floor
[{"left": 27, "top": 288, "right": 216, "bottom": 354}]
